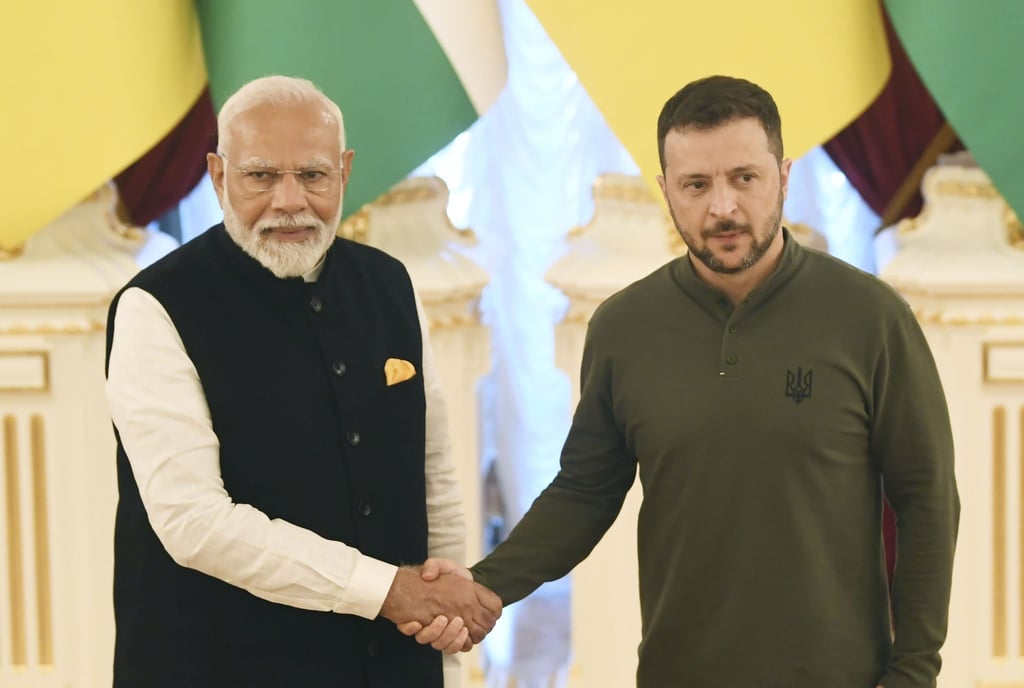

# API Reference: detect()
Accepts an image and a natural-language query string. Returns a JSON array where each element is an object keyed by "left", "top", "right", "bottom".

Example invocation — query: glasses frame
[{"left": 218, "top": 153, "right": 342, "bottom": 195}]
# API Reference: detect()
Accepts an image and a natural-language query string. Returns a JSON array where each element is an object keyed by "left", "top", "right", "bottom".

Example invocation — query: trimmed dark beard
[{"left": 674, "top": 187, "right": 784, "bottom": 275}]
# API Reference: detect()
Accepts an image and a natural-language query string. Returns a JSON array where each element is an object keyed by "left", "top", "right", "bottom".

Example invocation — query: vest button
[
  {"left": 347, "top": 431, "right": 361, "bottom": 446},
  {"left": 358, "top": 501, "right": 372, "bottom": 516},
  {"left": 309, "top": 295, "right": 323, "bottom": 313},
  {"left": 331, "top": 360, "right": 347, "bottom": 376},
  {"left": 366, "top": 641, "right": 379, "bottom": 656}
]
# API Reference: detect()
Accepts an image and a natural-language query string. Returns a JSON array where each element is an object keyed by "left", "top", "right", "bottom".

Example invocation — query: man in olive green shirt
[{"left": 405, "top": 75, "right": 959, "bottom": 688}]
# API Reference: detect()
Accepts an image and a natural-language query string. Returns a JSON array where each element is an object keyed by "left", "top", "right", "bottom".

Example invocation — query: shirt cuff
[{"left": 339, "top": 556, "right": 398, "bottom": 619}]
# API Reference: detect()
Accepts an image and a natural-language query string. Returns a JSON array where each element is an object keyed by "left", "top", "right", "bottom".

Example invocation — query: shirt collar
[{"left": 670, "top": 226, "right": 805, "bottom": 308}]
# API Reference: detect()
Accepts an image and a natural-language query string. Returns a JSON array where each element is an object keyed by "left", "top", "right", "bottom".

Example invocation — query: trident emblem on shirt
[{"left": 785, "top": 367, "right": 813, "bottom": 404}]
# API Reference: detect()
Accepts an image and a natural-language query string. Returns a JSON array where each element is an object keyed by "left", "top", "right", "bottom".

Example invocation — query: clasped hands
[{"left": 379, "top": 558, "right": 502, "bottom": 654}]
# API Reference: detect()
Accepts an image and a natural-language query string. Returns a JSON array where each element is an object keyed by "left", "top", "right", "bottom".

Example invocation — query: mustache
[
  {"left": 255, "top": 214, "right": 325, "bottom": 233},
  {"left": 701, "top": 220, "right": 752, "bottom": 239}
]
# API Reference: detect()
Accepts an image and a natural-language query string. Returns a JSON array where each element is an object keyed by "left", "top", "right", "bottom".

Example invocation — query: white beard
[{"left": 222, "top": 198, "right": 341, "bottom": 279}]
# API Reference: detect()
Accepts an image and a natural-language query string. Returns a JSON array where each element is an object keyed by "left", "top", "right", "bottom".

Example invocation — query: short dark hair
[{"left": 657, "top": 75, "right": 783, "bottom": 170}]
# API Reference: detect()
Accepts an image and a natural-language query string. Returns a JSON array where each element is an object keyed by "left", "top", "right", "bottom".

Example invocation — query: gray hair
[{"left": 217, "top": 75, "right": 346, "bottom": 154}]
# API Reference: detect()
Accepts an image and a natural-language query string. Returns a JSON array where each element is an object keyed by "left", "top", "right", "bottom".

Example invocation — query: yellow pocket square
[{"left": 384, "top": 358, "right": 417, "bottom": 386}]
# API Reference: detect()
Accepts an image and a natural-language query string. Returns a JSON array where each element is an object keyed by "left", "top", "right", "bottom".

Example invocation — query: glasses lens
[
  {"left": 230, "top": 160, "right": 335, "bottom": 194},
  {"left": 240, "top": 171, "right": 277, "bottom": 194},
  {"left": 298, "top": 170, "right": 333, "bottom": 192}
]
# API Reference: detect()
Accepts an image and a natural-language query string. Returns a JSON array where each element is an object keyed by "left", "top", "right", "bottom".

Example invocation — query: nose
[
  {"left": 270, "top": 172, "right": 309, "bottom": 214},
  {"left": 707, "top": 183, "right": 738, "bottom": 218}
]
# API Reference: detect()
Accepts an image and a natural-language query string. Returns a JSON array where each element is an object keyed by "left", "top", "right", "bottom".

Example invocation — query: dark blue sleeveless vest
[{"left": 106, "top": 226, "right": 442, "bottom": 687}]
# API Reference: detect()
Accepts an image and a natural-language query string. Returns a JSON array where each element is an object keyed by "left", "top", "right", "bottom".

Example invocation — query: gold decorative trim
[
  {"left": 914, "top": 311, "right": 1024, "bottom": 328},
  {"left": 337, "top": 176, "right": 478, "bottom": 244},
  {"left": 0, "top": 322, "right": 106, "bottom": 336},
  {"left": 592, "top": 177, "right": 659, "bottom": 204},
  {"left": 977, "top": 682, "right": 1024, "bottom": 688},
  {"left": 935, "top": 179, "right": 1003, "bottom": 199},
  {"left": 993, "top": 406, "right": 1007, "bottom": 658},
  {"left": 896, "top": 207, "right": 929, "bottom": 236},
  {"left": 4, "top": 415, "right": 27, "bottom": 666},
  {"left": 1020, "top": 406, "right": 1024, "bottom": 659},
  {"left": 0, "top": 351, "right": 50, "bottom": 392},
  {"left": 441, "top": 214, "right": 478, "bottom": 243},
  {"left": 983, "top": 342, "right": 1024, "bottom": 384},
  {"left": 899, "top": 178, "right": 1022, "bottom": 249},
  {"left": 31, "top": 415, "right": 53, "bottom": 666},
  {"left": 337, "top": 208, "right": 369, "bottom": 244},
  {"left": 568, "top": 174, "right": 682, "bottom": 256},
  {"left": 1007, "top": 205, "right": 1024, "bottom": 251},
  {"left": 0, "top": 243, "right": 25, "bottom": 261},
  {"left": 902, "top": 288, "right": 1024, "bottom": 301},
  {"left": 373, "top": 180, "right": 442, "bottom": 206},
  {"left": 0, "top": 300, "right": 111, "bottom": 310},
  {"left": 97, "top": 181, "right": 146, "bottom": 242}
]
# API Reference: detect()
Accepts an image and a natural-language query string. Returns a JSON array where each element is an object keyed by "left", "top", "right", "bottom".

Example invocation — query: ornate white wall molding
[
  {"left": 883, "top": 164, "right": 1024, "bottom": 688},
  {"left": 0, "top": 183, "right": 144, "bottom": 687}
]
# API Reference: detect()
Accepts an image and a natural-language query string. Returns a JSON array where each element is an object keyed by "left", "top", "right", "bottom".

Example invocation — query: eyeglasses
[{"left": 219, "top": 154, "right": 340, "bottom": 194}]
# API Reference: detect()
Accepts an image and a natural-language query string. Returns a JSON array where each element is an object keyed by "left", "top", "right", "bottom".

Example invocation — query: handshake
[{"left": 379, "top": 558, "right": 502, "bottom": 654}]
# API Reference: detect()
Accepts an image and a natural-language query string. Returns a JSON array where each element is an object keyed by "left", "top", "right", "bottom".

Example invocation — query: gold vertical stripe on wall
[
  {"left": 3, "top": 415, "right": 27, "bottom": 666},
  {"left": 994, "top": 406, "right": 1007, "bottom": 658},
  {"left": 1020, "top": 406, "right": 1024, "bottom": 659},
  {"left": 31, "top": 415, "right": 53, "bottom": 666}
]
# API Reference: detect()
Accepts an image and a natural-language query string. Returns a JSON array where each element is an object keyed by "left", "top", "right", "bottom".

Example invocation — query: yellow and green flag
[
  {"left": 195, "top": 0, "right": 507, "bottom": 216},
  {"left": 0, "top": 1, "right": 206, "bottom": 252},
  {"left": 885, "top": 0, "right": 1024, "bottom": 221},
  {"left": 524, "top": 0, "right": 891, "bottom": 191}
]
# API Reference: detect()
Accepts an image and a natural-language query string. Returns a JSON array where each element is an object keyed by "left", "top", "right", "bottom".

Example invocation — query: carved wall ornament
[
  {"left": 896, "top": 169, "right": 1023, "bottom": 252},
  {"left": 0, "top": 243, "right": 25, "bottom": 261},
  {"left": 339, "top": 176, "right": 477, "bottom": 244},
  {"left": 1006, "top": 204, "right": 1023, "bottom": 250},
  {"left": 566, "top": 174, "right": 680, "bottom": 255}
]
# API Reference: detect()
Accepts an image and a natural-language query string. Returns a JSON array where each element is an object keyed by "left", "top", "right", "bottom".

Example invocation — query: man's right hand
[{"left": 379, "top": 561, "right": 502, "bottom": 648}]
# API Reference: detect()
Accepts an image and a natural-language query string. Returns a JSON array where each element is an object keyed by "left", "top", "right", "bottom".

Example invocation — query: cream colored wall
[{"left": 0, "top": 184, "right": 136, "bottom": 687}]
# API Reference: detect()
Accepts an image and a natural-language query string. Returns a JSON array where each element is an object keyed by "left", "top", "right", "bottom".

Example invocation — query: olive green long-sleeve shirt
[{"left": 473, "top": 232, "right": 959, "bottom": 688}]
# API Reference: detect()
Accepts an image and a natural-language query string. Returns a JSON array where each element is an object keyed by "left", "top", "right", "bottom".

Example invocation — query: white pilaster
[{"left": 0, "top": 183, "right": 144, "bottom": 688}]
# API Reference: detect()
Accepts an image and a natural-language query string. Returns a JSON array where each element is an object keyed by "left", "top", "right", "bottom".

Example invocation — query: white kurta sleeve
[
  {"left": 106, "top": 287, "right": 397, "bottom": 619},
  {"left": 414, "top": 292, "right": 468, "bottom": 688}
]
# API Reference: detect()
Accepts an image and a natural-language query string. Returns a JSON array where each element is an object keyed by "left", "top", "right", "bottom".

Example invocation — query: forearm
[
  {"left": 146, "top": 469, "right": 397, "bottom": 617},
  {"left": 878, "top": 487, "right": 959, "bottom": 688},
  {"left": 472, "top": 475, "right": 629, "bottom": 603}
]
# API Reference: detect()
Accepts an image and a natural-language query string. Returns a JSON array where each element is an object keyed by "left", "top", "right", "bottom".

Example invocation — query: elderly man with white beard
[{"left": 104, "top": 75, "right": 500, "bottom": 688}]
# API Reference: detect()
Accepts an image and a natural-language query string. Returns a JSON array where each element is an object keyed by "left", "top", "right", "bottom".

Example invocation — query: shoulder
[
  {"left": 329, "top": 236, "right": 411, "bottom": 277},
  {"left": 589, "top": 259, "right": 685, "bottom": 329},
  {"left": 797, "top": 244, "right": 912, "bottom": 322},
  {"left": 127, "top": 226, "right": 221, "bottom": 292}
]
